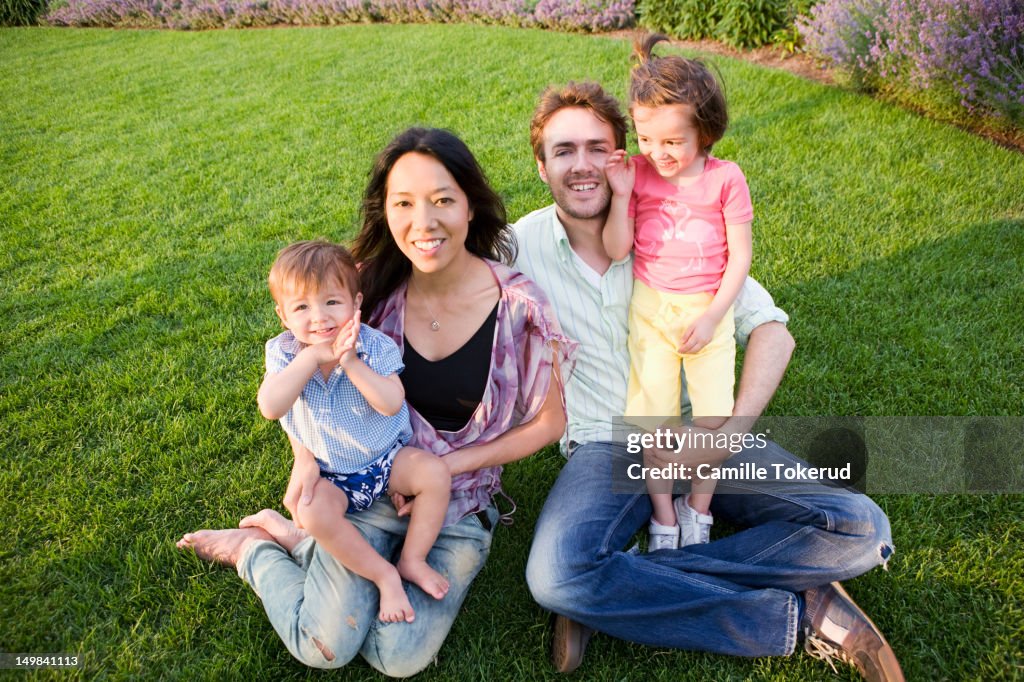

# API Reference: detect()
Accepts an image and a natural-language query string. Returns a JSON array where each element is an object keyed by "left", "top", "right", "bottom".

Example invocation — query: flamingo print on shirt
[{"left": 638, "top": 197, "right": 719, "bottom": 274}]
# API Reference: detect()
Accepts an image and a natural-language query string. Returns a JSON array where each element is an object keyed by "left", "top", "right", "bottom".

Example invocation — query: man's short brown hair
[
  {"left": 529, "top": 81, "right": 629, "bottom": 160},
  {"left": 268, "top": 240, "right": 359, "bottom": 304}
]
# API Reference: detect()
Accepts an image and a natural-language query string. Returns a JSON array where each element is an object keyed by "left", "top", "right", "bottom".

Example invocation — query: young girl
[{"left": 603, "top": 34, "right": 753, "bottom": 550}]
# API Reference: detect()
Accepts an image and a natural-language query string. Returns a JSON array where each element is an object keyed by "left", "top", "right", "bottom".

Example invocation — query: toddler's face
[{"left": 275, "top": 282, "right": 361, "bottom": 347}]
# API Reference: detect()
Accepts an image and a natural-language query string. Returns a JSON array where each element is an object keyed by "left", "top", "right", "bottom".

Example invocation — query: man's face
[{"left": 537, "top": 107, "right": 617, "bottom": 222}]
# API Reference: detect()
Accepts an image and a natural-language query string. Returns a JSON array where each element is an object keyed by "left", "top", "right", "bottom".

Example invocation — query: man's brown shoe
[
  {"left": 551, "top": 614, "right": 593, "bottom": 673},
  {"left": 803, "top": 582, "right": 905, "bottom": 682}
]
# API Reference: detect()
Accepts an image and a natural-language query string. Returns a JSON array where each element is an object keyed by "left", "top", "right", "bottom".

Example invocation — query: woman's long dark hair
[{"left": 352, "top": 127, "right": 516, "bottom": 318}]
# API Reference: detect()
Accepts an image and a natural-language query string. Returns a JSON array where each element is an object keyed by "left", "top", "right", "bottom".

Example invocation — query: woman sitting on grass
[{"left": 177, "top": 127, "right": 575, "bottom": 677}]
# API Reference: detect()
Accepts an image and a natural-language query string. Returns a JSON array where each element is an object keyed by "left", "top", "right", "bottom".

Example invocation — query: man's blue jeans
[
  {"left": 526, "top": 440, "right": 893, "bottom": 657},
  {"left": 236, "top": 499, "right": 496, "bottom": 677}
]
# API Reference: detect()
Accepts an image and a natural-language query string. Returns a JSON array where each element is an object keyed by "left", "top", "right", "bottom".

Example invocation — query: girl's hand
[
  {"left": 283, "top": 454, "right": 321, "bottom": 527},
  {"left": 334, "top": 309, "right": 361, "bottom": 367},
  {"left": 605, "top": 150, "right": 635, "bottom": 198},
  {"left": 679, "top": 314, "right": 717, "bottom": 354}
]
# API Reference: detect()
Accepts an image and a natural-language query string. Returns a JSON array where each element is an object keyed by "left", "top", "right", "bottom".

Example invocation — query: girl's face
[
  {"left": 633, "top": 103, "right": 706, "bottom": 185},
  {"left": 385, "top": 152, "right": 474, "bottom": 276}
]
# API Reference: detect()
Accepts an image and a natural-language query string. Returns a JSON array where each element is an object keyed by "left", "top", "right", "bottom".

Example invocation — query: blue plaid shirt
[{"left": 265, "top": 326, "right": 413, "bottom": 474}]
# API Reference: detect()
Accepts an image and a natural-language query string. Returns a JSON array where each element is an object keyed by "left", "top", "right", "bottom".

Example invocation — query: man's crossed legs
[{"left": 526, "top": 439, "right": 900, "bottom": 679}]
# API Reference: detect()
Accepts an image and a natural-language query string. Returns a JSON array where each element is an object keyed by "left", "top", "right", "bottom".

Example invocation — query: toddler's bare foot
[
  {"left": 239, "top": 509, "right": 309, "bottom": 552},
  {"left": 397, "top": 557, "right": 450, "bottom": 600},
  {"left": 377, "top": 569, "right": 415, "bottom": 623},
  {"left": 176, "top": 527, "right": 272, "bottom": 566}
]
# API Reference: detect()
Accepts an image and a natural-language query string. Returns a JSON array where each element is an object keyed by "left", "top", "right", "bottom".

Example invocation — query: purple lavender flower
[
  {"left": 43, "top": 0, "right": 634, "bottom": 31},
  {"left": 799, "top": 0, "right": 1023, "bottom": 124}
]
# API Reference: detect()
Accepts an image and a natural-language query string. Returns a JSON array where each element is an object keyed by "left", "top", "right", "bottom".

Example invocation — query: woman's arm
[
  {"left": 445, "top": 357, "right": 565, "bottom": 477},
  {"left": 282, "top": 433, "right": 321, "bottom": 524}
]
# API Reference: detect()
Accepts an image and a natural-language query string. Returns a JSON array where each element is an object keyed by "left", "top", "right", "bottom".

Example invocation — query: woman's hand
[
  {"left": 390, "top": 491, "right": 414, "bottom": 517},
  {"left": 390, "top": 451, "right": 462, "bottom": 517},
  {"left": 283, "top": 445, "right": 321, "bottom": 527}
]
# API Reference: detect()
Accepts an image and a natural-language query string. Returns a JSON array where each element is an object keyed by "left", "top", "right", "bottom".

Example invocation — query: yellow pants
[{"left": 625, "top": 279, "right": 736, "bottom": 422}]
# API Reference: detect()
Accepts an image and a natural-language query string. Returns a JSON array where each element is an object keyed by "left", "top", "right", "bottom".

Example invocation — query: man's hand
[
  {"left": 335, "top": 309, "right": 361, "bottom": 368},
  {"left": 605, "top": 150, "right": 635, "bottom": 199},
  {"left": 679, "top": 313, "right": 718, "bottom": 354},
  {"left": 283, "top": 453, "right": 320, "bottom": 527}
]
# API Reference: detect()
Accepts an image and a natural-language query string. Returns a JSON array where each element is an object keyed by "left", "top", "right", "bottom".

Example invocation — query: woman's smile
[{"left": 385, "top": 152, "right": 473, "bottom": 275}]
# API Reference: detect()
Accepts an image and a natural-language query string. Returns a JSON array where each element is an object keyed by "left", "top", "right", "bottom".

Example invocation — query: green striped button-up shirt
[{"left": 512, "top": 204, "right": 789, "bottom": 455}]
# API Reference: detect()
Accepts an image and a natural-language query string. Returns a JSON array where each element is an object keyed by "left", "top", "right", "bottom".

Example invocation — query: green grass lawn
[{"left": 2, "top": 23, "right": 1023, "bottom": 680}]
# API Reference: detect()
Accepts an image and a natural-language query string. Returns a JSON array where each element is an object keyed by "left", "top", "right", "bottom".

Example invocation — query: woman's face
[{"left": 385, "top": 152, "right": 474, "bottom": 276}]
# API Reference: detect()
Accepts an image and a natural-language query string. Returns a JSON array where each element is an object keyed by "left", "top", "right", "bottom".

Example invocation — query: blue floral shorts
[{"left": 321, "top": 443, "right": 400, "bottom": 512}]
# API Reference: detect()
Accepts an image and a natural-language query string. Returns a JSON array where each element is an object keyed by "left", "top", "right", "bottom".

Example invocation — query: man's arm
[{"left": 728, "top": 320, "right": 795, "bottom": 432}]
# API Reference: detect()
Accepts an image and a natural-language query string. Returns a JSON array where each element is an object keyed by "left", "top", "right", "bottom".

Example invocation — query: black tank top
[{"left": 402, "top": 302, "right": 498, "bottom": 432}]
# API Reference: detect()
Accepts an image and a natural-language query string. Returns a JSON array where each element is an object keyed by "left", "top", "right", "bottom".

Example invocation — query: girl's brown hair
[{"left": 630, "top": 33, "right": 729, "bottom": 153}]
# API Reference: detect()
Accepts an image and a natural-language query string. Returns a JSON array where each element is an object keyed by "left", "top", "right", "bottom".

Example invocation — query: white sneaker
[
  {"left": 674, "top": 494, "right": 713, "bottom": 546},
  {"left": 647, "top": 519, "right": 680, "bottom": 551}
]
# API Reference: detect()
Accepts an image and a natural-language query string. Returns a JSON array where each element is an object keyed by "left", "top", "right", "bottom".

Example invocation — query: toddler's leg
[
  {"left": 301, "top": 478, "right": 414, "bottom": 623},
  {"left": 387, "top": 447, "right": 452, "bottom": 600}
]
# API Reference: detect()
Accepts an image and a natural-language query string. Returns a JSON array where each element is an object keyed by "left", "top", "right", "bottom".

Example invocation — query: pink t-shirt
[{"left": 628, "top": 155, "right": 753, "bottom": 295}]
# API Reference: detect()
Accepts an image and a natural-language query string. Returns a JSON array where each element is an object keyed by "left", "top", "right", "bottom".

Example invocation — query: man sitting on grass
[{"left": 513, "top": 81, "right": 904, "bottom": 682}]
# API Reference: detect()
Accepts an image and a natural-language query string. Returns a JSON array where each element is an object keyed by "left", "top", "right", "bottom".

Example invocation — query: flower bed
[
  {"left": 43, "top": 0, "right": 634, "bottom": 30},
  {"left": 799, "top": 0, "right": 1024, "bottom": 129}
]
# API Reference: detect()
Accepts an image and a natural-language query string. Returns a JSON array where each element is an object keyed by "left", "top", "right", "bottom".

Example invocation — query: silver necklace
[{"left": 411, "top": 277, "right": 441, "bottom": 332}]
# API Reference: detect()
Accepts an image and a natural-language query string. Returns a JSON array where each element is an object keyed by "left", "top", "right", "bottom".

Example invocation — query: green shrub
[
  {"left": 638, "top": 0, "right": 686, "bottom": 34},
  {"left": 771, "top": 0, "right": 814, "bottom": 52},
  {"left": 672, "top": 0, "right": 720, "bottom": 39},
  {"left": 640, "top": 0, "right": 794, "bottom": 48},
  {"left": 1, "top": 0, "right": 47, "bottom": 24},
  {"left": 715, "top": 0, "right": 787, "bottom": 47}
]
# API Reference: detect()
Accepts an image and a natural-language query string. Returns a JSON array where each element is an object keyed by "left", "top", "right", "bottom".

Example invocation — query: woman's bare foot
[
  {"left": 377, "top": 569, "right": 416, "bottom": 623},
  {"left": 176, "top": 527, "right": 273, "bottom": 566},
  {"left": 239, "top": 509, "right": 309, "bottom": 553},
  {"left": 397, "top": 557, "right": 450, "bottom": 600}
]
